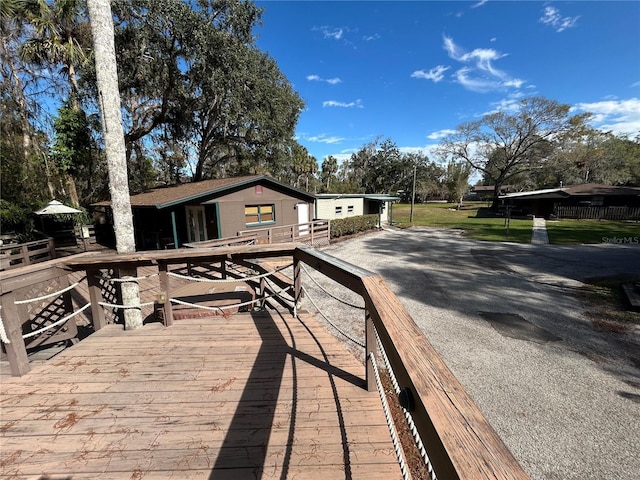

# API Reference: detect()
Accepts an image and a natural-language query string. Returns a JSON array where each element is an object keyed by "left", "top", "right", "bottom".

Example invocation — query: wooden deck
[{"left": 0, "top": 309, "right": 401, "bottom": 479}]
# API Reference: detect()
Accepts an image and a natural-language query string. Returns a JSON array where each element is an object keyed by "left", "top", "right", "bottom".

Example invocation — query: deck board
[{"left": 0, "top": 309, "right": 401, "bottom": 479}]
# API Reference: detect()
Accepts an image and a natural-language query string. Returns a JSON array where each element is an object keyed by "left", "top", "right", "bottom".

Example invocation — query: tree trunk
[{"left": 87, "top": 0, "right": 142, "bottom": 330}]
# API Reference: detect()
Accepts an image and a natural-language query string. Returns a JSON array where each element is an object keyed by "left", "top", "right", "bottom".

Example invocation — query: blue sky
[{"left": 254, "top": 1, "right": 640, "bottom": 166}]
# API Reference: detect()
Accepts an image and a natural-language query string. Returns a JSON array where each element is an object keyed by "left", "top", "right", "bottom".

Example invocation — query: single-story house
[
  {"left": 499, "top": 183, "right": 640, "bottom": 219},
  {"left": 314, "top": 194, "right": 400, "bottom": 225},
  {"left": 92, "top": 175, "right": 316, "bottom": 250},
  {"left": 470, "top": 185, "right": 513, "bottom": 201}
]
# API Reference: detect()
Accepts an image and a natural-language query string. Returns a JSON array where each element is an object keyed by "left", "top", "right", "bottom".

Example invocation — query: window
[
  {"left": 335, "top": 206, "right": 343, "bottom": 216},
  {"left": 347, "top": 205, "right": 354, "bottom": 214},
  {"left": 245, "top": 204, "right": 275, "bottom": 226}
]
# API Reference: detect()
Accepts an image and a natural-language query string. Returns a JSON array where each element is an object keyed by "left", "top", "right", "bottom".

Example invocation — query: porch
[{"left": 0, "top": 245, "right": 530, "bottom": 480}]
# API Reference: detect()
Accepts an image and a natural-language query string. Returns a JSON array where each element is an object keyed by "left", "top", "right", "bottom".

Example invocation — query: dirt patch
[{"left": 580, "top": 275, "right": 640, "bottom": 333}]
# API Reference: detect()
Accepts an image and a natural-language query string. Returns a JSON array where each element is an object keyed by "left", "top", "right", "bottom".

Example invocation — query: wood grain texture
[{"left": 0, "top": 310, "right": 400, "bottom": 479}]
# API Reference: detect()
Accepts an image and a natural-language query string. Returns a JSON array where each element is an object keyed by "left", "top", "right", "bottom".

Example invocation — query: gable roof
[{"left": 93, "top": 175, "right": 315, "bottom": 209}]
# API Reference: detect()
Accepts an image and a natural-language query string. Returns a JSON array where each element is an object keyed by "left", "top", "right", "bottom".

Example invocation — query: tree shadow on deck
[{"left": 209, "top": 309, "right": 358, "bottom": 479}]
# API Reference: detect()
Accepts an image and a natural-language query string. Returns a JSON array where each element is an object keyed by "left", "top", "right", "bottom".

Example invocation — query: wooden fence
[
  {"left": 0, "top": 239, "right": 56, "bottom": 271},
  {"left": 238, "top": 219, "right": 330, "bottom": 246},
  {"left": 555, "top": 205, "right": 640, "bottom": 220}
]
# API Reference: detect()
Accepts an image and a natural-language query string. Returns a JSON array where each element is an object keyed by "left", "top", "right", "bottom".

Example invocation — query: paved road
[{"left": 312, "top": 227, "right": 640, "bottom": 480}]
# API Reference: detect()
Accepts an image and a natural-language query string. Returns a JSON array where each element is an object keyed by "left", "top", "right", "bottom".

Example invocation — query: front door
[
  {"left": 297, "top": 203, "right": 309, "bottom": 236},
  {"left": 186, "top": 206, "right": 207, "bottom": 243}
]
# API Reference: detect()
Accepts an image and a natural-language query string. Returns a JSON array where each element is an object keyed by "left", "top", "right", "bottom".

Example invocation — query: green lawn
[
  {"left": 546, "top": 219, "right": 640, "bottom": 245},
  {"left": 389, "top": 202, "right": 639, "bottom": 245},
  {"left": 390, "top": 202, "right": 533, "bottom": 243}
]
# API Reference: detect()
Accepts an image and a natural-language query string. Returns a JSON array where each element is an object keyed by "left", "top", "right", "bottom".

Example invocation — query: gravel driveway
[{"left": 299, "top": 226, "right": 640, "bottom": 480}]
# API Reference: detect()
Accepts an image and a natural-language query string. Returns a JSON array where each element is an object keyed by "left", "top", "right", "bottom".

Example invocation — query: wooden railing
[
  {"left": 0, "top": 258, "right": 80, "bottom": 375},
  {"left": 0, "top": 238, "right": 56, "bottom": 271},
  {"left": 1, "top": 245, "right": 530, "bottom": 480},
  {"left": 555, "top": 205, "right": 640, "bottom": 220},
  {"left": 237, "top": 220, "right": 330, "bottom": 246},
  {"left": 183, "top": 233, "right": 258, "bottom": 249}
]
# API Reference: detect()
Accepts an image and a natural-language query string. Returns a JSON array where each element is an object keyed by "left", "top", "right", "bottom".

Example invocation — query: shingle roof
[
  {"left": 499, "top": 183, "right": 640, "bottom": 200},
  {"left": 93, "top": 175, "right": 315, "bottom": 209},
  {"left": 562, "top": 183, "right": 640, "bottom": 196}
]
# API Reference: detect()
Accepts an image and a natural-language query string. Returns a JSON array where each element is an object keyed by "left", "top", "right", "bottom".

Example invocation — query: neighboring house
[
  {"left": 499, "top": 183, "right": 640, "bottom": 219},
  {"left": 470, "top": 185, "right": 513, "bottom": 201},
  {"left": 314, "top": 194, "right": 400, "bottom": 225},
  {"left": 92, "top": 175, "right": 315, "bottom": 250}
]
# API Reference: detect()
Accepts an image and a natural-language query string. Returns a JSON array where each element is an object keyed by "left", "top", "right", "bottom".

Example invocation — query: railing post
[
  {"left": 365, "top": 308, "right": 376, "bottom": 392},
  {"left": 1, "top": 291, "right": 30, "bottom": 376},
  {"left": 158, "top": 262, "right": 173, "bottom": 326},
  {"left": 48, "top": 238, "right": 56, "bottom": 259},
  {"left": 220, "top": 260, "right": 227, "bottom": 279},
  {"left": 87, "top": 269, "right": 107, "bottom": 330},
  {"left": 21, "top": 245, "right": 30, "bottom": 266}
]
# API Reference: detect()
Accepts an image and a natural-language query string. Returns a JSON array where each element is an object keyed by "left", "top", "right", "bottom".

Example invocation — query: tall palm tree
[
  {"left": 20, "top": 0, "right": 89, "bottom": 106},
  {"left": 1, "top": 0, "right": 55, "bottom": 198},
  {"left": 19, "top": 0, "right": 91, "bottom": 206}
]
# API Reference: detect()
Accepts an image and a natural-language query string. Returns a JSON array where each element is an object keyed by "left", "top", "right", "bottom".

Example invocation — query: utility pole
[{"left": 410, "top": 163, "right": 417, "bottom": 223}]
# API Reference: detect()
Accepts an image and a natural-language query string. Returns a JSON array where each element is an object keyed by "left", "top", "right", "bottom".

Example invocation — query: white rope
[
  {"left": 14, "top": 281, "right": 82, "bottom": 305},
  {"left": 0, "top": 306, "right": 10, "bottom": 344},
  {"left": 301, "top": 286, "right": 365, "bottom": 348},
  {"left": 106, "top": 273, "right": 158, "bottom": 283},
  {"left": 168, "top": 263, "right": 292, "bottom": 284},
  {"left": 263, "top": 276, "right": 296, "bottom": 304},
  {"left": 98, "top": 301, "right": 156, "bottom": 309},
  {"left": 301, "top": 263, "right": 365, "bottom": 310},
  {"left": 22, "top": 303, "right": 91, "bottom": 340},
  {"left": 170, "top": 285, "right": 294, "bottom": 312},
  {"left": 375, "top": 326, "right": 437, "bottom": 480},
  {"left": 369, "top": 352, "right": 411, "bottom": 480}
]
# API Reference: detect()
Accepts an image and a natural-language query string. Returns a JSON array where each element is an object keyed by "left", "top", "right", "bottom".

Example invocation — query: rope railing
[
  {"left": 169, "top": 285, "right": 294, "bottom": 313},
  {"left": 301, "top": 285, "right": 365, "bottom": 348},
  {"left": 301, "top": 263, "right": 365, "bottom": 310},
  {"left": 14, "top": 279, "right": 85, "bottom": 305},
  {"left": 22, "top": 304, "right": 91, "bottom": 340},
  {"left": 375, "top": 324, "right": 437, "bottom": 480},
  {"left": 369, "top": 351, "right": 411, "bottom": 480},
  {"left": 1, "top": 279, "right": 88, "bottom": 345}
]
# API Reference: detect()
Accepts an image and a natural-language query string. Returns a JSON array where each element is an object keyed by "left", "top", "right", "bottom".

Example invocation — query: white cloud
[
  {"left": 502, "top": 79, "right": 525, "bottom": 89},
  {"left": 631, "top": 81, "right": 640, "bottom": 88},
  {"left": 471, "top": 0, "right": 488, "bottom": 8},
  {"left": 454, "top": 67, "right": 498, "bottom": 93},
  {"left": 362, "top": 33, "right": 380, "bottom": 41},
  {"left": 540, "top": 6, "right": 579, "bottom": 32},
  {"left": 323, "top": 99, "right": 364, "bottom": 108},
  {"left": 307, "top": 74, "right": 342, "bottom": 85},
  {"left": 427, "top": 129, "right": 457, "bottom": 140},
  {"left": 411, "top": 65, "right": 450, "bottom": 83},
  {"left": 442, "top": 35, "right": 525, "bottom": 93},
  {"left": 306, "top": 134, "right": 345, "bottom": 144},
  {"left": 316, "top": 26, "right": 344, "bottom": 40},
  {"left": 573, "top": 98, "right": 640, "bottom": 135}
]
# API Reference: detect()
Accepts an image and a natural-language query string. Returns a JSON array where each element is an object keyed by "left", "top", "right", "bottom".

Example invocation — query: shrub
[{"left": 330, "top": 214, "right": 379, "bottom": 239}]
